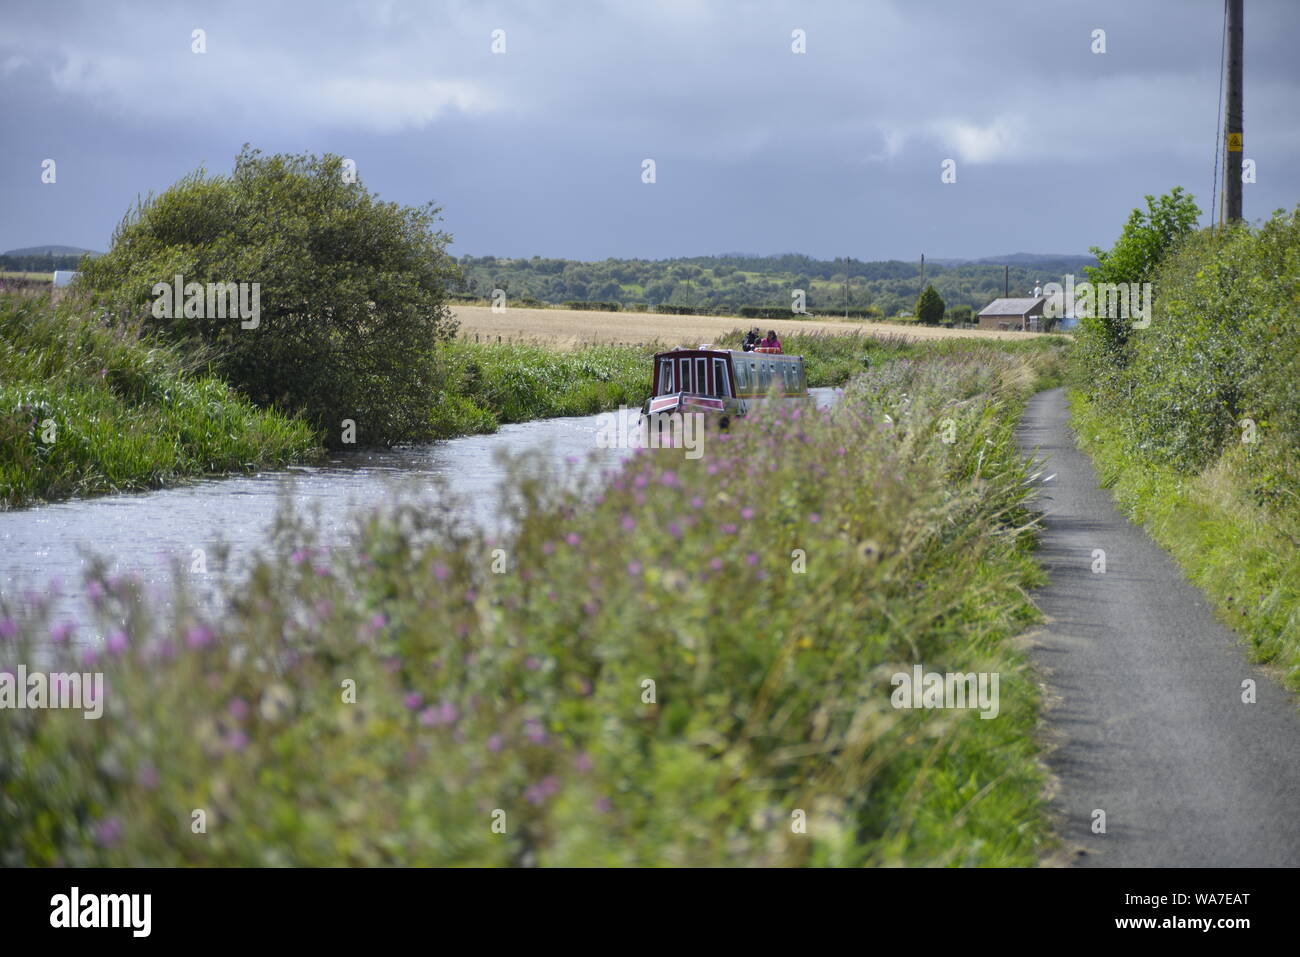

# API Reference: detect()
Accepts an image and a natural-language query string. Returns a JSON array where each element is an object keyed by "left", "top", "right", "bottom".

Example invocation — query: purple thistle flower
[
  {"left": 106, "top": 629, "right": 128, "bottom": 655},
  {"left": 627, "top": 560, "right": 643, "bottom": 576},
  {"left": 487, "top": 734, "right": 504, "bottom": 752},
  {"left": 566, "top": 532, "right": 580, "bottom": 547},
  {"left": 404, "top": 692, "right": 423, "bottom": 711},
  {"left": 0, "top": 618, "right": 17, "bottom": 641},
  {"left": 93, "top": 817, "right": 123, "bottom": 847},
  {"left": 185, "top": 625, "right": 214, "bottom": 650}
]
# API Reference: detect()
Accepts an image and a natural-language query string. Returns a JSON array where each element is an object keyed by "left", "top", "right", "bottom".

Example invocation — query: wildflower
[
  {"left": 106, "top": 629, "right": 128, "bottom": 655},
  {"left": 487, "top": 734, "right": 504, "bottom": 752},
  {"left": 542, "top": 541, "right": 556, "bottom": 556},
  {"left": 746, "top": 552, "right": 760, "bottom": 566},
  {"left": 93, "top": 817, "right": 123, "bottom": 847},
  {"left": 525, "top": 656, "right": 541, "bottom": 671},
  {"left": 741, "top": 507, "right": 755, "bottom": 520},
  {"left": 228, "top": 698, "right": 250, "bottom": 721},
  {"left": 595, "top": 796, "right": 613, "bottom": 813},
  {"left": 627, "top": 560, "right": 643, "bottom": 576},
  {"left": 565, "top": 532, "right": 580, "bottom": 547},
  {"left": 0, "top": 618, "right": 16, "bottom": 641},
  {"left": 225, "top": 730, "right": 249, "bottom": 752},
  {"left": 809, "top": 512, "right": 821, "bottom": 524},
  {"left": 404, "top": 692, "right": 423, "bottom": 711},
  {"left": 49, "top": 621, "right": 74, "bottom": 643},
  {"left": 575, "top": 752, "right": 593, "bottom": 773},
  {"left": 185, "top": 625, "right": 214, "bottom": 650}
]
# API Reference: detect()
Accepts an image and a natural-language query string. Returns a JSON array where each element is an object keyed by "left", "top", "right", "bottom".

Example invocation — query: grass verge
[
  {"left": 1, "top": 341, "right": 1065, "bottom": 865},
  {"left": 1071, "top": 390, "right": 1300, "bottom": 693}
]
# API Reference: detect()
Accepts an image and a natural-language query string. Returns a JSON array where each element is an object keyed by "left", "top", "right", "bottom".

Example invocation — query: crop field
[{"left": 451, "top": 304, "right": 1055, "bottom": 350}]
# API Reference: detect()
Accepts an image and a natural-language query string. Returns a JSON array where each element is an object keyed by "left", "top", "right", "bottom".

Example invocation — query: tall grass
[
  {"left": 0, "top": 343, "right": 1065, "bottom": 865},
  {"left": 0, "top": 292, "right": 319, "bottom": 509}
]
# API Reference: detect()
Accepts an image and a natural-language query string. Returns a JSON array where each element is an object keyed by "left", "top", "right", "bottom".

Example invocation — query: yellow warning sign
[{"left": 1227, "top": 132, "right": 1243, "bottom": 152}]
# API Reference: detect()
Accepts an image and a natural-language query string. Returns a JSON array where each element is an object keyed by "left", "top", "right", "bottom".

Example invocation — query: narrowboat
[{"left": 640, "top": 346, "right": 811, "bottom": 428}]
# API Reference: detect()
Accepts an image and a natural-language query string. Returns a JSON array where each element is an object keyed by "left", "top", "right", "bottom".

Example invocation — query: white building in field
[{"left": 52, "top": 270, "right": 79, "bottom": 288}]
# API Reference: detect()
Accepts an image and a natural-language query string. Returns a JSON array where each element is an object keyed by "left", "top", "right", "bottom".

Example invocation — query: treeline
[
  {"left": 452, "top": 252, "right": 1096, "bottom": 317},
  {"left": 0, "top": 252, "right": 87, "bottom": 272}
]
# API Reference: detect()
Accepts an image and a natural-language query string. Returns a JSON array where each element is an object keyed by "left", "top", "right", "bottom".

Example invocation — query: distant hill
[
  {"left": 2, "top": 245, "right": 102, "bottom": 258},
  {"left": 973, "top": 252, "right": 1097, "bottom": 267},
  {"left": 1, "top": 245, "right": 101, "bottom": 273}
]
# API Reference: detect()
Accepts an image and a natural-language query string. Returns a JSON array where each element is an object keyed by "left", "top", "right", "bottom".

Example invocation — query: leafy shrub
[
  {"left": 563, "top": 301, "right": 622, "bottom": 312},
  {"left": 78, "top": 146, "right": 460, "bottom": 447}
]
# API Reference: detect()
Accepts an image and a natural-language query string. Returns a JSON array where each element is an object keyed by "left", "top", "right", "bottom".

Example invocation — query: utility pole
[
  {"left": 844, "top": 256, "right": 849, "bottom": 318},
  {"left": 1225, "top": 0, "right": 1244, "bottom": 223},
  {"left": 920, "top": 253, "right": 925, "bottom": 294},
  {"left": 1003, "top": 265, "right": 1009, "bottom": 298}
]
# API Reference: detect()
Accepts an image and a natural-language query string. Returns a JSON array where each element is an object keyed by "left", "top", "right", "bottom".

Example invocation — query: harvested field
[{"left": 451, "top": 304, "right": 1055, "bottom": 349}]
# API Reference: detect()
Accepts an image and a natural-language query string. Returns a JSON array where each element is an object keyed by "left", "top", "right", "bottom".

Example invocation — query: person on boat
[
  {"left": 758, "top": 330, "right": 782, "bottom": 353},
  {"left": 742, "top": 327, "right": 761, "bottom": 351}
]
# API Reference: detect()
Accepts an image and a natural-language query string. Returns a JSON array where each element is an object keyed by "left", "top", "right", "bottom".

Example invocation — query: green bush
[
  {"left": 563, "top": 301, "right": 621, "bottom": 312},
  {"left": 78, "top": 146, "right": 460, "bottom": 447}
]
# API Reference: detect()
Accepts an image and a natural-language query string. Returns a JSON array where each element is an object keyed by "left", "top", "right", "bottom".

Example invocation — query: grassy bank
[
  {"left": 1, "top": 341, "right": 1065, "bottom": 865},
  {"left": 0, "top": 292, "right": 319, "bottom": 509},
  {"left": 1072, "top": 392, "right": 1300, "bottom": 692},
  {"left": 428, "top": 341, "right": 657, "bottom": 436}
]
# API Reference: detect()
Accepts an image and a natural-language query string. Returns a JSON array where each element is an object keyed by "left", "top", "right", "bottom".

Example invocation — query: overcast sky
[{"left": 3, "top": 0, "right": 1297, "bottom": 261}]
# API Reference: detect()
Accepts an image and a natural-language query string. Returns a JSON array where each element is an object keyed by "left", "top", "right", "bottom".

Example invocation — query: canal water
[{"left": 0, "top": 390, "right": 837, "bottom": 639}]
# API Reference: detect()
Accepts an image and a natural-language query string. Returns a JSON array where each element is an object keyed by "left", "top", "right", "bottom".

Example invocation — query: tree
[
  {"left": 915, "top": 284, "right": 945, "bottom": 325},
  {"left": 80, "top": 146, "right": 460, "bottom": 446},
  {"left": 1083, "top": 186, "right": 1201, "bottom": 360}
]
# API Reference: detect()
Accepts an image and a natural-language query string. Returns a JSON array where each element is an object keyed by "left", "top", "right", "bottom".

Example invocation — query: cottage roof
[{"left": 979, "top": 296, "right": 1046, "bottom": 316}]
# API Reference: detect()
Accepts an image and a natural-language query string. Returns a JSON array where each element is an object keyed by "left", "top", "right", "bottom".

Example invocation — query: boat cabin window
[
  {"left": 658, "top": 359, "right": 674, "bottom": 394},
  {"left": 712, "top": 357, "right": 732, "bottom": 397}
]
